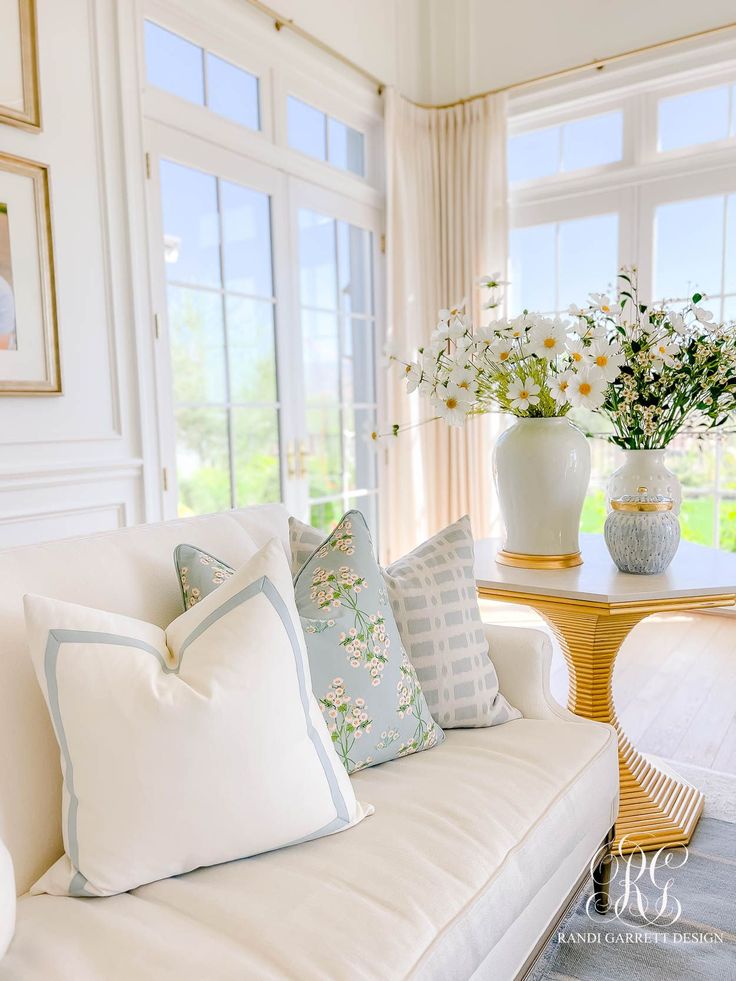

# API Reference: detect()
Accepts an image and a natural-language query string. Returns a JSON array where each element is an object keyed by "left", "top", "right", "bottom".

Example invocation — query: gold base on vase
[{"left": 495, "top": 548, "right": 583, "bottom": 570}]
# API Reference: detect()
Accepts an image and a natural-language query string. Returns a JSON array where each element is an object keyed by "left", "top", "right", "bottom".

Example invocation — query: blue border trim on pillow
[{"left": 42, "top": 576, "right": 351, "bottom": 897}]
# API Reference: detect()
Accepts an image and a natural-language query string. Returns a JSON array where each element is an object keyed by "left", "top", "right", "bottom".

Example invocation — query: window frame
[
  {"left": 138, "top": 0, "right": 386, "bottom": 528},
  {"left": 508, "top": 41, "right": 736, "bottom": 550}
]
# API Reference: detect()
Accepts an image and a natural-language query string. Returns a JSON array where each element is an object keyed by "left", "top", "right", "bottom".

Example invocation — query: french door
[
  {"left": 145, "top": 123, "right": 383, "bottom": 533},
  {"left": 288, "top": 179, "right": 381, "bottom": 535}
]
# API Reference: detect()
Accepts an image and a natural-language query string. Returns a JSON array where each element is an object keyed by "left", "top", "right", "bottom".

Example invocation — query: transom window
[
  {"left": 288, "top": 96, "right": 365, "bottom": 176},
  {"left": 507, "top": 110, "right": 623, "bottom": 184},
  {"left": 508, "top": 61, "right": 736, "bottom": 551},
  {"left": 658, "top": 83, "right": 736, "bottom": 152},
  {"left": 144, "top": 20, "right": 260, "bottom": 130}
]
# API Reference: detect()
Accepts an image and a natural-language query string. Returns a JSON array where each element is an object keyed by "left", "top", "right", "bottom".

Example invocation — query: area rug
[{"left": 530, "top": 817, "right": 736, "bottom": 981}]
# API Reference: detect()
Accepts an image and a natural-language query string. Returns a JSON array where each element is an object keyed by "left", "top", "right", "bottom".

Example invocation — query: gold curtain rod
[{"left": 244, "top": 1, "right": 736, "bottom": 108}]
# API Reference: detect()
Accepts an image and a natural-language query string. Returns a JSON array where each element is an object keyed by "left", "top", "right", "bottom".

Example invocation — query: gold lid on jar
[{"left": 610, "top": 485, "right": 674, "bottom": 513}]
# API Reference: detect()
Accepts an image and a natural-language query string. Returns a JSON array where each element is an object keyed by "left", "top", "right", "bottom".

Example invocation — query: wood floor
[{"left": 479, "top": 600, "right": 736, "bottom": 776}]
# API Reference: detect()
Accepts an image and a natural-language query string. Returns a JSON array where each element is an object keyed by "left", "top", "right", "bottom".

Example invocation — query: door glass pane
[
  {"left": 167, "top": 286, "right": 225, "bottom": 403},
  {"left": 725, "top": 193, "right": 736, "bottom": 295},
  {"left": 220, "top": 180, "right": 273, "bottom": 296},
  {"left": 654, "top": 195, "right": 724, "bottom": 299},
  {"left": 160, "top": 160, "right": 221, "bottom": 287},
  {"left": 306, "top": 407, "right": 342, "bottom": 497},
  {"left": 160, "top": 159, "right": 281, "bottom": 516},
  {"left": 328, "top": 118, "right": 365, "bottom": 176},
  {"left": 558, "top": 213, "right": 618, "bottom": 309},
  {"left": 658, "top": 85, "right": 730, "bottom": 152},
  {"left": 310, "top": 499, "right": 344, "bottom": 533},
  {"left": 509, "top": 223, "right": 556, "bottom": 312},
  {"left": 302, "top": 310, "right": 339, "bottom": 403},
  {"left": 144, "top": 21, "right": 204, "bottom": 106},
  {"left": 232, "top": 407, "right": 281, "bottom": 505},
  {"left": 342, "top": 318, "right": 375, "bottom": 407},
  {"left": 507, "top": 127, "right": 560, "bottom": 184},
  {"left": 338, "top": 223, "right": 373, "bottom": 315},
  {"left": 226, "top": 297, "right": 276, "bottom": 403},
  {"left": 345, "top": 407, "right": 378, "bottom": 490},
  {"left": 175, "top": 407, "right": 230, "bottom": 515},
  {"left": 297, "top": 208, "right": 379, "bottom": 534},
  {"left": 562, "top": 112, "right": 622, "bottom": 171},
  {"left": 299, "top": 210, "right": 337, "bottom": 308},
  {"left": 722, "top": 295, "right": 736, "bottom": 321},
  {"left": 206, "top": 53, "right": 259, "bottom": 130},
  {"left": 288, "top": 97, "right": 327, "bottom": 160}
]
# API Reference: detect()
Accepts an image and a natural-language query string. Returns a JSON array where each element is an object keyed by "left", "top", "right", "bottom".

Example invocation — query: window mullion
[{"left": 215, "top": 177, "right": 237, "bottom": 510}]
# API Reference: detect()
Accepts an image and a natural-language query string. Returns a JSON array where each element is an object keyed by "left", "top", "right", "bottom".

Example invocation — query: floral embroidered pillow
[{"left": 174, "top": 513, "right": 444, "bottom": 773}]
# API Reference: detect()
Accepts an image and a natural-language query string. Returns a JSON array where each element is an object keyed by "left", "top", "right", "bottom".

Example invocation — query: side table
[{"left": 476, "top": 533, "right": 736, "bottom": 853}]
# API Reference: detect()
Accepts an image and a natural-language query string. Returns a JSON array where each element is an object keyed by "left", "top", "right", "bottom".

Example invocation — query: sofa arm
[{"left": 486, "top": 623, "right": 581, "bottom": 723}]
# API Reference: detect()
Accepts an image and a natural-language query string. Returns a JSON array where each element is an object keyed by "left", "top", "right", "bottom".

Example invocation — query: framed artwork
[
  {"left": 0, "top": 0, "right": 41, "bottom": 131},
  {"left": 0, "top": 152, "right": 60, "bottom": 394}
]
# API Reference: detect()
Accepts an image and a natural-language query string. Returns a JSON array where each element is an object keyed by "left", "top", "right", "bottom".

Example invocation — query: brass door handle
[
  {"left": 287, "top": 442, "right": 297, "bottom": 479},
  {"left": 298, "top": 443, "right": 310, "bottom": 479}
]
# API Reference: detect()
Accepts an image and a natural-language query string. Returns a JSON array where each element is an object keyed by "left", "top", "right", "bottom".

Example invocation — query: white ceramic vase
[
  {"left": 493, "top": 417, "right": 591, "bottom": 569},
  {"left": 606, "top": 449, "right": 682, "bottom": 515}
]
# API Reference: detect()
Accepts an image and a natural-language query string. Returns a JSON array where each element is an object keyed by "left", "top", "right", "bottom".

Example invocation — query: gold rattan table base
[{"left": 478, "top": 587, "right": 736, "bottom": 853}]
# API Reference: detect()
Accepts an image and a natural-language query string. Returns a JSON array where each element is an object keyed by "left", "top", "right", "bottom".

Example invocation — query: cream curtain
[{"left": 382, "top": 89, "right": 508, "bottom": 561}]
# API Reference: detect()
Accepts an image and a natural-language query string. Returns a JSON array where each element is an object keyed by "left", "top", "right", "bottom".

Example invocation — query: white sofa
[{"left": 0, "top": 506, "right": 619, "bottom": 980}]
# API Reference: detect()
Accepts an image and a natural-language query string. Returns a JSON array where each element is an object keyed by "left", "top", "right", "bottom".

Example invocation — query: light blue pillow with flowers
[{"left": 174, "top": 511, "right": 444, "bottom": 773}]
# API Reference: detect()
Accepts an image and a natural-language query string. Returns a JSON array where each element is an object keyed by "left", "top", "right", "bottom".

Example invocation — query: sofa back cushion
[{"left": 0, "top": 504, "right": 289, "bottom": 895}]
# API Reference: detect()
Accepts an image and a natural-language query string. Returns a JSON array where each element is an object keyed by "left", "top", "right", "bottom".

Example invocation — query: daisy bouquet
[
  {"left": 394, "top": 276, "right": 624, "bottom": 428},
  {"left": 571, "top": 269, "right": 736, "bottom": 449}
]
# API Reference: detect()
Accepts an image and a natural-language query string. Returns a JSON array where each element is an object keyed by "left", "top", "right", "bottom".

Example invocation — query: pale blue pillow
[{"left": 174, "top": 511, "right": 444, "bottom": 773}]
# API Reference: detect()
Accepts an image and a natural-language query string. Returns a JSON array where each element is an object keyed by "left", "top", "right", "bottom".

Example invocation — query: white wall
[
  {"left": 418, "top": 0, "right": 736, "bottom": 105},
  {"left": 0, "top": 0, "right": 151, "bottom": 548}
]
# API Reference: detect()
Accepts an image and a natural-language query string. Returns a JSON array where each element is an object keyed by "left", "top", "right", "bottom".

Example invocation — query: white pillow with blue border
[{"left": 24, "top": 538, "right": 371, "bottom": 898}]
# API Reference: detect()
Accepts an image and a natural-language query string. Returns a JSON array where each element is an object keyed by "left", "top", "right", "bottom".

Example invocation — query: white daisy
[
  {"left": 507, "top": 377, "right": 541, "bottom": 412},
  {"left": 567, "top": 369, "right": 606, "bottom": 410},
  {"left": 588, "top": 342, "right": 625, "bottom": 382},
  {"left": 476, "top": 272, "right": 508, "bottom": 289},
  {"left": 589, "top": 293, "right": 621, "bottom": 317},
  {"left": 529, "top": 318, "right": 568, "bottom": 360},
  {"left": 403, "top": 362, "right": 422, "bottom": 393},
  {"left": 449, "top": 365, "right": 477, "bottom": 395},
  {"left": 649, "top": 339, "right": 680, "bottom": 370},
  {"left": 505, "top": 315, "right": 531, "bottom": 339},
  {"left": 438, "top": 299, "right": 467, "bottom": 324},
  {"left": 549, "top": 371, "right": 574, "bottom": 406},
  {"left": 489, "top": 338, "right": 514, "bottom": 364},
  {"left": 567, "top": 337, "right": 589, "bottom": 367},
  {"left": 432, "top": 383, "right": 471, "bottom": 427},
  {"left": 473, "top": 324, "right": 496, "bottom": 352},
  {"left": 669, "top": 312, "right": 687, "bottom": 336},
  {"left": 693, "top": 305, "right": 714, "bottom": 324}
]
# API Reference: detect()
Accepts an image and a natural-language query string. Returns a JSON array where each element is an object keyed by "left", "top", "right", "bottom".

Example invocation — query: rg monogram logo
[{"left": 586, "top": 836, "right": 688, "bottom": 925}]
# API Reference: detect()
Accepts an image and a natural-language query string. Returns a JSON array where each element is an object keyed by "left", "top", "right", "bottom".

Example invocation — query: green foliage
[{"left": 576, "top": 270, "right": 736, "bottom": 449}]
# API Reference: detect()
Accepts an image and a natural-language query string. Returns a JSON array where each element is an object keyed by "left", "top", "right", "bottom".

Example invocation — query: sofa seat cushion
[{"left": 1, "top": 720, "right": 617, "bottom": 981}]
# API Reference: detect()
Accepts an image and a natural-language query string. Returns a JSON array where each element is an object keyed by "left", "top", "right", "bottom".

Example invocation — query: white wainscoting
[
  {"left": 0, "top": 459, "right": 144, "bottom": 548},
  {"left": 0, "top": 0, "right": 160, "bottom": 548}
]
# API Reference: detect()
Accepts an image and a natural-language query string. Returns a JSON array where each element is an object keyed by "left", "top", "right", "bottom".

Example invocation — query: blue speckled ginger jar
[{"left": 604, "top": 486, "right": 680, "bottom": 575}]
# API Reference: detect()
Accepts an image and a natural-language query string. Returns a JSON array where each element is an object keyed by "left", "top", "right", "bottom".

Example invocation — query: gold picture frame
[
  {"left": 0, "top": 153, "right": 60, "bottom": 394},
  {"left": 0, "top": 0, "right": 41, "bottom": 131}
]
